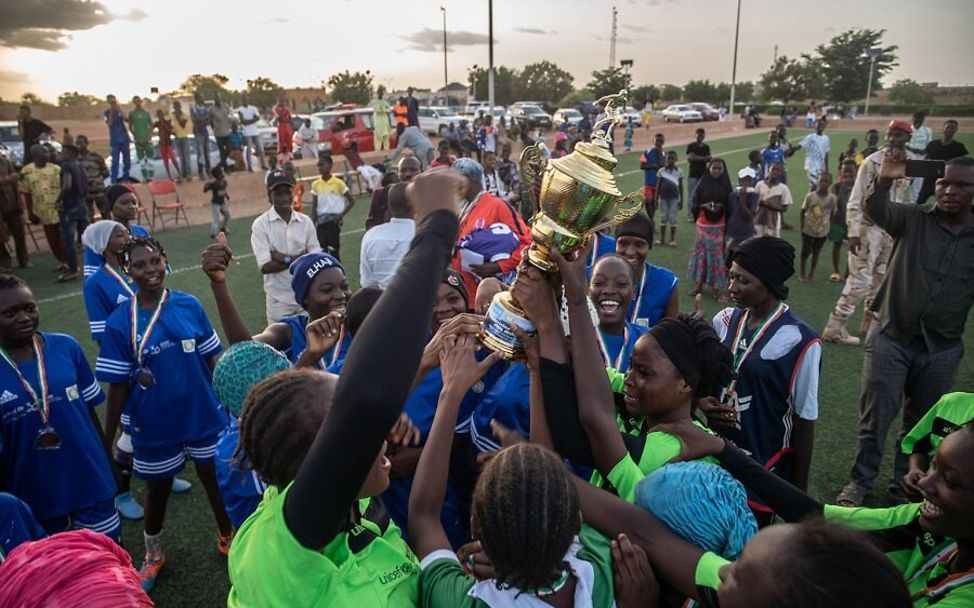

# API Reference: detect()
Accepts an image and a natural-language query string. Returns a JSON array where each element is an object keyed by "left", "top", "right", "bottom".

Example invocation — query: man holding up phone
[
  {"left": 836, "top": 150, "right": 974, "bottom": 508},
  {"left": 822, "top": 120, "right": 915, "bottom": 346}
]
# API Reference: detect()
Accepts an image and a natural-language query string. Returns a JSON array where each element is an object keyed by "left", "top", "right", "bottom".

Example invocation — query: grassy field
[{"left": 23, "top": 127, "right": 974, "bottom": 606}]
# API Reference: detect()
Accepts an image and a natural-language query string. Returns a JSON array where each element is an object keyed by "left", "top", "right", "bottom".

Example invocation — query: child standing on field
[
  {"left": 799, "top": 171, "right": 835, "bottom": 282},
  {"left": 655, "top": 151, "right": 683, "bottom": 246},
  {"left": 153, "top": 109, "right": 180, "bottom": 182},
  {"left": 624, "top": 116, "right": 634, "bottom": 152},
  {"left": 828, "top": 160, "right": 856, "bottom": 282},
  {"left": 204, "top": 166, "right": 230, "bottom": 239}
]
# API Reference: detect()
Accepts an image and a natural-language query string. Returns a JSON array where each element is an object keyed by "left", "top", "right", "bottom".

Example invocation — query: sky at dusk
[{"left": 1, "top": 0, "right": 972, "bottom": 103}]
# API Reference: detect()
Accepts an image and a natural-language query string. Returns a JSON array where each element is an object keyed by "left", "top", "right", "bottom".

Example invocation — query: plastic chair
[
  {"left": 341, "top": 161, "right": 364, "bottom": 195},
  {"left": 146, "top": 180, "right": 189, "bottom": 230}
]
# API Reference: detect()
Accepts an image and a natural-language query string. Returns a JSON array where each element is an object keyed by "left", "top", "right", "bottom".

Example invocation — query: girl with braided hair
[
  {"left": 410, "top": 334, "right": 621, "bottom": 607},
  {"left": 513, "top": 248, "right": 734, "bottom": 503},
  {"left": 95, "top": 236, "right": 232, "bottom": 591}
]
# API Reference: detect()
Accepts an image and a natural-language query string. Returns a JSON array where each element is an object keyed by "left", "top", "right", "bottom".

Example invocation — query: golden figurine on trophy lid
[{"left": 480, "top": 91, "right": 644, "bottom": 359}]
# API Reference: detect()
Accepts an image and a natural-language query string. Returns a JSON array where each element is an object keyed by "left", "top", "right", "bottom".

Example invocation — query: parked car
[
  {"left": 463, "top": 101, "right": 491, "bottom": 117},
  {"left": 552, "top": 108, "right": 584, "bottom": 128},
  {"left": 660, "top": 104, "right": 703, "bottom": 123},
  {"left": 513, "top": 100, "right": 556, "bottom": 115},
  {"left": 0, "top": 122, "right": 23, "bottom": 166},
  {"left": 418, "top": 106, "right": 461, "bottom": 136},
  {"left": 623, "top": 107, "right": 644, "bottom": 127},
  {"left": 308, "top": 108, "right": 397, "bottom": 155},
  {"left": 690, "top": 102, "right": 720, "bottom": 121},
  {"left": 509, "top": 104, "right": 552, "bottom": 129},
  {"left": 105, "top": 136, "right": 230, "bottom": 183}
]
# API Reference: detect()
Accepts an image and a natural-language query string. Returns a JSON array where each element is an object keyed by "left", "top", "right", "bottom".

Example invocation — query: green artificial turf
[{"left": 21, "top": 127, "right": 973, "bottom": 606}]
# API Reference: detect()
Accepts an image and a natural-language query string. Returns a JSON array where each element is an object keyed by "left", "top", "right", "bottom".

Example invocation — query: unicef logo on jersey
[{"left": 378, "top": 561, "right": 418, "bottom": 586}]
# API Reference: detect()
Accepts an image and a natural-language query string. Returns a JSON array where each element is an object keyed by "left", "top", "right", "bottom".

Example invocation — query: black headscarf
[
  {"left": 692, "top": 158, "right": 733, "bottom": 213},
  {"left": 727, "top": 236, "right": 795, "bottom": 300},
  {"left": 649, "top": 314, "right": 734, "bottom": 398},
  {"left": 615, "top": 212, "right": 654, "bottom": 244}
]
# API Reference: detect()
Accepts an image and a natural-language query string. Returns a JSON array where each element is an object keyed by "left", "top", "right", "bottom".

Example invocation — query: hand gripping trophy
[{"left": 481, "top": 91, "right": 643, "bottom": 358}]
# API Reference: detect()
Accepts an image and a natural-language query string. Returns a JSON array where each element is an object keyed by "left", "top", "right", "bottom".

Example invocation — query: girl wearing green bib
[
  {"left": 227, "top": 172, "right": 464, "bottom": 607},
  {"left": 518, "top": 251, "right": 732, "bottom": 503}
]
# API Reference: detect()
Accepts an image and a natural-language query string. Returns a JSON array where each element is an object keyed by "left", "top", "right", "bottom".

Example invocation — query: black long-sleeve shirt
[{"left": 284, "top": 209, "right": 459, "bottom": 549}]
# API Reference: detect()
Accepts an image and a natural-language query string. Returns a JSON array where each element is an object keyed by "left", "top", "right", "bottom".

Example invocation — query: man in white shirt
[
  {"left": 251, "top": 169, "right": 321, "bottom": 323},
  {"left": 790, "top": 118, "right": 830, "bottom": 191},
  {"left": 359, "top": 183, "right": 414, "bottom": 288},
  {"left": 482, "top": 151, "right": 513, "bottom": 203},
  {"left": 906, "top": 111, "right": 932, "bottom": 200},
  {"left": 237, "top": 95, "right": 266, "bottom": 171}
]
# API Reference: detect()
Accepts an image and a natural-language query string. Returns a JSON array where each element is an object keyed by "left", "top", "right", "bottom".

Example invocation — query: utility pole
[
  {"left": 609, "top": 6, "right": 618, "bottom": 69},
  {"left": 773, "top": 44, "right": 778, "bottom": 64},
  {"left": 863, "top": 47, "right": 882, "bottom": 116},
  {"left": 488, "top": 0, "right": 495, "bottom": 109},
  {"left": 441, "top": 7, "right": 448, "bottom": 91},
  {"left": 728, "top": 0, "right": 742, "bottom": 115}
]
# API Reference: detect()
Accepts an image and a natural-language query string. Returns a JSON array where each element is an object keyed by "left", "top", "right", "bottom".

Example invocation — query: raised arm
[
  {"left": 284, "top": 171, "right": 463, "bottom": 550},
  {"left": 552, "top": 249, "right": 628, "bottom": 476}
]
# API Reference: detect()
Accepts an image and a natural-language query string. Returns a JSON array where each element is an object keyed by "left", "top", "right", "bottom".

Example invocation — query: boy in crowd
[
  {"left": 655, "top": 150, "right": 683, "bottom": 246},
  {"left": 856, "top": 129, "right": 880, "bottom": 165},
  {"left": 640, "top": 132, "right": 665, "bottom": 216},
  {"left": 754, "top": 161, "right": 792, "bottom": 238},
  {"left": 828, "top": 160, "right": 857, "bottom": 282},
  {"left": 761, "top": 131, "right": 785, "bottom": 180},
  {"left": 838, "top": 138, "right": 859, "bottom": 168},
  {"left": 76, "top": 135, "right": 110, "bottom": 220},
  {"left": 228, "top": 125, "right": 245, "bottom": 173},
  {"left": 204, "top": 166, "right": 230, "bottom": 239},
  {"left": 310, "top": 155, "right": 355, "bottom": 259},
  {"left": 725, "top": 167, "right": 758, "bottom": 252},
  {"left": 685, "top": 128, "right": 711, "bottom": 221},
  {"left": 746, "top": 149, "right": 764, "bottom": 183},
  {"left": 20, "top": 144, "right": 69, "bottom": 276},
  {"left": 127, "top": 96, "right": 154, "bottom": 181},
  {"left": 56, "top": 144, "right": 89, "bottom": 282},
  {"left": 800, "top": 171, "right": 836, "bottom": 282},
  {"left": 153, "top": 109, "right": 180, "bottom": 181}
]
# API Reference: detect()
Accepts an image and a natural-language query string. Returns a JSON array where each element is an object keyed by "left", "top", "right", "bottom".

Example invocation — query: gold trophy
[{"left": 481, "top": 91, "right": 644, "bottom": 359}]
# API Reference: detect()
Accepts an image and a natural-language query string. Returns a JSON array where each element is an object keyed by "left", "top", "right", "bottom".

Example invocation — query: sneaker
[
  {"left": 139, "top": 554, "right": 165, "bottom": 592},
  {"left": 836, "top": 482, "right": 868, "bottom": 507},
  {"left": 828, "top": 273, "right": 842, "bottom": 282},
  {"left": 56, "top": 271, "right": 79, "bottom": 283},
  {"left": 171, "top": 477, "right": 192, "bottom": 493},
  {"left": 218, "top": 532, "right": 234, "bottom": 556},
  {"left": 116, "top": 491, "right": 144, "bottom": 520},
  {"left": 668, "top": 241, "right": 677, "bottom": 247}
]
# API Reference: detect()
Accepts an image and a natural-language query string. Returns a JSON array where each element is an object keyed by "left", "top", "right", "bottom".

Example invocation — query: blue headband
[{"left": 289, "top": 252, "right": 344, "bottom": 309}]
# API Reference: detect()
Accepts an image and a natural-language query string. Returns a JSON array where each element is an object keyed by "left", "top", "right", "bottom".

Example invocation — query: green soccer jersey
[
  {"left": 228, "top": 484, "right": 419, "bottom": 607},
  {"left": 418, "top": 524, "right": 615, "bottom": 608},
  {"left": 127, "top": 108, "right": 153, "bottom": 142},
  {"left": 901, "top": 392, "right": 974, "bottom": 458}
]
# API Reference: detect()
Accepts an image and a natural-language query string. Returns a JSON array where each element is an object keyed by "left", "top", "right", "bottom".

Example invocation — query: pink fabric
[{"left": 0, "top": 529, "right": 153, "bottom": 607}]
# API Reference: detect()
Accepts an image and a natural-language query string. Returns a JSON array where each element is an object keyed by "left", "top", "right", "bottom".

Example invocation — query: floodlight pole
[
  {"left": 441, "top": 7, "right": 448, "bottom": 91},
  {"left": 488, "top": 0, "right": 495, "bottom": 110},
  {"left": 863, "top": 48, "right": 882, "bottom": 116},
  {"left": 729, "top": 0, "right": 741, "bottom": 115}
]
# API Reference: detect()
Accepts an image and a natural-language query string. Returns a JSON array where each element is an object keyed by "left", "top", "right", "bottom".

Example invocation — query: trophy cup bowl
[{"left": 480, "top": 91, "right": 644, "bottom": 359}]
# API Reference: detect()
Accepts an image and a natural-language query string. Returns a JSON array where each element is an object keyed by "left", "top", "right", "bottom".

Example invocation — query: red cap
[{"left": 888, "top": 119, "right": 913, "bottom": 134}]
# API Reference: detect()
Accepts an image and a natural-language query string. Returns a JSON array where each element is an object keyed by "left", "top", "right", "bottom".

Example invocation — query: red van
[{"left": 309, "top": 108, "right": 398, "bottom": 155}]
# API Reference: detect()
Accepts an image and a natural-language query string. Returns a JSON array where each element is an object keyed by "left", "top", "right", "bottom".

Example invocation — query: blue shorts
[
  {"left": 37, "top": 498, "right": 121, "bottom": 542},
  {"left": 133, "top": 435, "right": 219, "bottom": 480}
]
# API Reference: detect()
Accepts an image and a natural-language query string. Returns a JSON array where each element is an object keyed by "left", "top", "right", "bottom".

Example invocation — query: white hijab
[{"left": 81, "top": 220, "right": 125, "bottom": 255}]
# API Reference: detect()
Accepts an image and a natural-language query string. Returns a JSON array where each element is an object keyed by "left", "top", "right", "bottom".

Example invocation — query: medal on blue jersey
[
  {"left": 0, "top": 335, "right": 60, "bottom": 450},
  {"left": 130, "top": 289, "right": 168, "bottom": 389},
  {"left": 103, "top": 263, "right": 135, "bottom": 297},
  {"left": 628, "top": 267, "right": 648, "bottom": 325},
  {"left": 328, "top": 325, "right": 345, "bottom": 369},
  {"left": 596, "top": 325, "right": 630, "bottom": 372}
]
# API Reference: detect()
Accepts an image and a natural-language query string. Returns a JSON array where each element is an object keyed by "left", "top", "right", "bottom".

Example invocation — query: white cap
[{"left": 738, "top": 167, "right": 757, "bottom": 180}]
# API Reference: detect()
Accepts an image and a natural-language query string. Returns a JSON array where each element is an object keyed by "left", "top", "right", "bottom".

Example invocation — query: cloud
[
  {"left": 0, "top": 69, "right": 29, "bottom": 84},
  {"left": 595, "top": 35, "right": 636, "bottom": 45},
  {"left": 400, "top": 28, "right": 491, "bottom": 52},
  {"left": 621, "top": 24, "right": 653, "bottom": 33},
  {"left": 0, "top": 1, "right": 147, "bottom": 51},
  {"left": 513, "top": 27, "right": 556, "bottom": 35}
]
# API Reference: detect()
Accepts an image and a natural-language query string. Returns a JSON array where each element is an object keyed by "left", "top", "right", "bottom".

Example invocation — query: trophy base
[{"left": 480, "top": 291, "right": 536, "bottom": 360}]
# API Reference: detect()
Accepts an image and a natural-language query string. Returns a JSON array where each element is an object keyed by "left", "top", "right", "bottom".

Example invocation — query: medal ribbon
[
  {"left": 724, "top": 302, "right": 787, "bottom": 399},
  {"left": 328, "top": 325, "right": 345, "bottom": 368},
  {"left": 130, "top": 289, "right": 168, "bottom": 367},
  {"left": 0, "top": 335, "right": 50, "bottom": 423},
  {"left": 628, "top": 266, "right": 648, "bottom": 324},
  {"left": 103, "top": 263, "right": 135, "bottom": 297},
  {"left": 596, "top": 325, "right": 629, "bottom": 371}
]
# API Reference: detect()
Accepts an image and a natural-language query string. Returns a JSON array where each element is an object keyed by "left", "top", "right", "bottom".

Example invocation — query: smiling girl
[
  {"left": 614, "top": 213, "right": 679, "bottom": 328},
  {"left": 96, "top": 236, "right": 232, "bottom": 591}
]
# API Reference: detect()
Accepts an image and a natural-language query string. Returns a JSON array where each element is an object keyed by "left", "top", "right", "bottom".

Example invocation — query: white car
[
  {"left": 660, "top": 105, "right": 703, "bottom": 123},
  {"left": 552, "top": 108, "right": 583, "bottom": 128},
  {"left": 623, "top": 107, "right": 643, "bottom": 127},
  {"left": 418, "top": 106, "right": 461, "bottom": 136}
]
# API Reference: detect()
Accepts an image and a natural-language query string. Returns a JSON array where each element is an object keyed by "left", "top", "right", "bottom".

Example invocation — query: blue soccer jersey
[
  {"left": 0, "top": 333, "right": 114, "bottom": 521},
  {"left": 587, "top": 232, "right": 617, "bottom": 269},
  {"left": 82, "top": 223, "right": 150, "bottom": 278},
  {"left": 470, "top": 363, "right": 530, "bottom": 453},
  {"left": 598, "top": 322, "right": 649, "bottom": 374},
  {"left": 0, "top": 492, "right": 46, "bottom": 560},
  {"left": 83, "top": 265, "right": 136, "bottom": 342},
  {"left": 96, "top": 290, "right": 227, "bottom": 448},
  {"left": 215, "top": 419, "right": 266, "bottom": 530},
  {"left": 278, "top": 314, "right": 352, "bottom": 369},
  {"left": 628, "top": 263, "right": 678, "bottom": 328}
]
